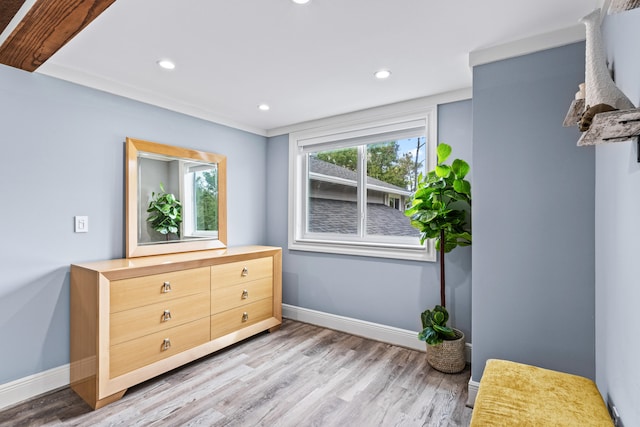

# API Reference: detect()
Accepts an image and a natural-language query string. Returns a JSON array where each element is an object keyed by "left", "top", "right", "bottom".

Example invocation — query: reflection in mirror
[
  {"left": 138, "top": 154, "right": 219, "bottom": 244},
  {"left": 126, "top": 137, "right": 227, "bottom": 258}
]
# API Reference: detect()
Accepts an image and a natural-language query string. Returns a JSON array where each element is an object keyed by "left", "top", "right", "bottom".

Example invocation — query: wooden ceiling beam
[
  {"left": 0, "top": 0, "right": 27, "bottom": 35},
  {"left": 0, "top": 0, "right": 117, "bottom": 72}
]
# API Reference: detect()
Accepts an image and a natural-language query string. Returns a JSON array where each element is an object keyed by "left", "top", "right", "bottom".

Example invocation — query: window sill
[{"left": 288, "top": 239, "right": 435, "bottom": 262}]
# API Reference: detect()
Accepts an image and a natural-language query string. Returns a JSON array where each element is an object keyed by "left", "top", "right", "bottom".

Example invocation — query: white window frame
[
  {"left": 288, "top": 108, "right": 437, "bottom": 261},
  {"left": 180, "top": 161, "right": 219, "bottom": 239}
]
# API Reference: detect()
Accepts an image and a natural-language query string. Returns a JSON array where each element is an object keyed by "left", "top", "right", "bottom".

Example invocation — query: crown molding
[
  {"left": 469, "top": 24, "right": 586, "bottom": 68},
  {"left": 36, "top": 63, "right": 269, "bottom": 137},
  {"left": 267, "top": 87, "right": 472, "bottom": 137}
]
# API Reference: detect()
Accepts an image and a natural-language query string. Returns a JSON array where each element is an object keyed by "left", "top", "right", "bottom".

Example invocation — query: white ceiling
[{"left": 33, "top": 0, "right": 603, "bottom": 135}]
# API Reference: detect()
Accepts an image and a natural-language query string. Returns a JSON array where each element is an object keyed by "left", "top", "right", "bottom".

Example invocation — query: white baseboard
[
  {"left": 0, "top": 364, "right": 69, "bottom": 411},
  {"left": 282, "top": 304, "right": 472, "bottom": 363},
  {"left": 0, "top": 306, "right": 472, "bottom": 411},
  {"left": 467, "top": 378, "right": 480, "bottom": 408}
]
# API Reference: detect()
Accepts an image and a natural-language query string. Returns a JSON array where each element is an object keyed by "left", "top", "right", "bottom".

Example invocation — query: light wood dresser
[{"left": 70, "top": 245, "right": 282, "bottom": 409}]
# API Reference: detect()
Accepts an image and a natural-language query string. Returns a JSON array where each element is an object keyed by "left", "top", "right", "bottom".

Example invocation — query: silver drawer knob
[
  {"left": 241, "top": 289, "right": 249, "bottom": 299},
  {"left": 162, "top": 338, "right": 171, "bottom": 351},
  {"left": 241, "top": 267, "right": 249, "bottom": 277},
  {"left": 162, "top": 282, "right": 172, "bottom": 293},
  {"left": 242, "top": 312, "right": 249, "bottom": 322},
  {"left": 162, "top": 309, "right": 172, "bottom": 322}
]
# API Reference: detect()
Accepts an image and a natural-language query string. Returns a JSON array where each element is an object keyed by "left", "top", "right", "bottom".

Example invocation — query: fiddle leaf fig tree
[
  {"left": 147, "top": 183, "right": 182, "bottom": 239},
  {"left": 405, "top": 143, "right": 471, "bottom": 309}
]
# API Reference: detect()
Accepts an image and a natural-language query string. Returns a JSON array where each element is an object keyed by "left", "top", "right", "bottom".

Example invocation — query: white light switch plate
[{"left": 75, "top": 216, "right": 88, "bottom": 233}]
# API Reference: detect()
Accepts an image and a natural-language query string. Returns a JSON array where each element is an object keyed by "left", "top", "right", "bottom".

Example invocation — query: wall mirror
[{"left": 126, "top": 137, "right": 227, "bottom": 258}]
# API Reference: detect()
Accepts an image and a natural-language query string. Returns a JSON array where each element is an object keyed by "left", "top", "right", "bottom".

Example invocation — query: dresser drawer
[
  {"left": 110, "top": 293, "right": 210, "bottom": 345},
  {"left": 211, "top": 277, "right": 272, "bottom": 314},
  {"left": 211, "top": 298, "right": 273, "bottom": 339},
  {"left": 110, "top": 317, "right": 210, "bottom": 378},
  {"left": 111, "top": 267, "right": 210, "bottom": 313},
  {"left": 211, "top": 257, "right": 272, "bottom": 289}
]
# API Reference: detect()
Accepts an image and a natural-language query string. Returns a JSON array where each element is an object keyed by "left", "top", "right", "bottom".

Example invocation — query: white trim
[
  {"left": 0, "top": 364, "right": 69, "bottom": 411},
  {"left": 282, "top": 304, "right": 472, "bottom": 364},
  {"left": 268, "top": 88, "right": 472, "bottom": 137},
  {"left": 468, "top": 24, "right": 586, "bottom": 67},
  {"left": 287, "top": 240, "right": 435, "bottom": 261},
  {"left": 467, "top": 378, "right": 481, "bottom": 408},
  {"left": 297, "top": 119, "right": 426, "bottom": 150},
  {"left": 36, "top": 64, "right": 268, "bottom": 137}
]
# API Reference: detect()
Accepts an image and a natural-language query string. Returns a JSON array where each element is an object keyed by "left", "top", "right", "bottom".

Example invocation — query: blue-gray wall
[
  {"left": 597, "top": 9, "right": 640, "bottom": 426},
  {"left": 266, "top": 100, "right": 473, "bottom": 337},
  {"left": 0, "top": 64, "right": 268, "bottom": 384},
  {"left": 471, "top": 42, "right": 596, "bottom": 381}
]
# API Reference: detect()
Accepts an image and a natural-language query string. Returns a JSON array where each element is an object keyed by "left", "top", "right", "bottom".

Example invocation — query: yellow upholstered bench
[{"left": 470, "top": 359, "right": 613, "bottom": 426}]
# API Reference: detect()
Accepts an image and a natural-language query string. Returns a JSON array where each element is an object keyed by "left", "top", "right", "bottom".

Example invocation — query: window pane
[
  {"left": 194, "top": 168, "right": 218, "bottom": 232},
  {"left": 307, "top": 148, "right": 358, "bottom": 235},
  {"left": 365, "top": 138, "right": 425, "bottom": 237}
]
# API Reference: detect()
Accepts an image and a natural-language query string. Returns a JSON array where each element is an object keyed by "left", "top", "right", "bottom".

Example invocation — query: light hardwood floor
[{"left": 1, "top": 320, "right": 473, "bottom": 426}]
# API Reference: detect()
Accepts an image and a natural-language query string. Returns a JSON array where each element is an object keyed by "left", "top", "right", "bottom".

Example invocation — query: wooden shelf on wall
[
  {"left": 608, "top": 0, "right": 640, "bottom": 13},
  {"left": 563, "top": 99, "right": 586, "bottom": 127},
  {"left": 577, "top": 108, "right": 640, "bottom": 146}
]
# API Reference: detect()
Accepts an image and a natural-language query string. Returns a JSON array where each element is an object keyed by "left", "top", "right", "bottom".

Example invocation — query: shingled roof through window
[{"left": 308, "top": 198, "right": 419, "bottom": 237}]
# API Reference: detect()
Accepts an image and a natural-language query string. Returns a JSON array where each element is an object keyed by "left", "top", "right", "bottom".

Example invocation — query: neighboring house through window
[{"left": 289, "top": 110, "right": 437, "bottom": 261}]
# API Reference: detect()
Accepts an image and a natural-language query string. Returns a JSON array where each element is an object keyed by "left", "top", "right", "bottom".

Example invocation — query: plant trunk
[{"left": 440, "top": 229, "right": 446, "bottom": 308}]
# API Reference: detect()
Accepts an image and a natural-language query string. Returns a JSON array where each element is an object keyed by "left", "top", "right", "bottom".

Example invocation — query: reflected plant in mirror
[{"left": 146, "top": 182, "right": 182, "bottom": 240}]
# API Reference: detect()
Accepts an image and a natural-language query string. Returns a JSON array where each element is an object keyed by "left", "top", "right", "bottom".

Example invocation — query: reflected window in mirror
[{"left": 182, "top": 161, "right": 219, "bottom": 239}]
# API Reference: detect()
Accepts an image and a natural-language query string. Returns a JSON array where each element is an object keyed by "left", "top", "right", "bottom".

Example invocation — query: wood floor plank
[{"left": 0, "top": 320, "right": 473, "bottom": 426}]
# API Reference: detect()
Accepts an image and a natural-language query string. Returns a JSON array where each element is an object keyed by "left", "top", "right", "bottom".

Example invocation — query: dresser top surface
[{"left": 71, "top": 245, "right": 281, "bottom": 274}]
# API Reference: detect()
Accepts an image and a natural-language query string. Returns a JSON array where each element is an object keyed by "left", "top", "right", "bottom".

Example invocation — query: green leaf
[
  {"left": 453, "top": 179, "right": 471, "bottom": 195},
  {"left": 435, "top": 165, "right": 451, "bottom": 178},
  {"left": 451, "top": 159, "right": 470, "bottom": 179},
  {"left": 433, "top": 305, "right": 449, "bottom": 323},
  {"left": 433, "top": 311, "right": 445, "bottom": 325},
  {"left": 432, "top": 324, "right": 455, "bottom": 337},
  {"left": 437, "top": 143, "right": 452, "bottom": 164},
  {"left": 457, "top": 231, "right": 472, "bottom": 243},
  {"left": 412, "top": 210, "right": 439, "bottom": 223},
  {"left": 421, "top": 310, "right": 432, "bottom": 328},
  {"left": 419, "top": 327, "right": 443, "bottom": 345}
]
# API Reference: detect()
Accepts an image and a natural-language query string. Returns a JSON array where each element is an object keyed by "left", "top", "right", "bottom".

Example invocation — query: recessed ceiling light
[
  {"left": 374, "top": 69, "right": 391, "bottom": 79},
  {"left": 157, "top": 59, "right": 176, "bottom": 70},
  {"left": 258, "top": 104, "right": 270, "bottom": 111},
  {"left": 292, "top": 0, "right": 310, "bottom": 4}
]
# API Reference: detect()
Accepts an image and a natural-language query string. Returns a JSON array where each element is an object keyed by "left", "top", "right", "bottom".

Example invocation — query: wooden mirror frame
[{"left": 125, "top": 137, "right": 227, "bottom": 258}]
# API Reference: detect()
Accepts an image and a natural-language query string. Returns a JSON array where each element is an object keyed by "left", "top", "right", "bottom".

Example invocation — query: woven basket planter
[{"left": 426, "top": 328, "right": 466, "bottom": 374}]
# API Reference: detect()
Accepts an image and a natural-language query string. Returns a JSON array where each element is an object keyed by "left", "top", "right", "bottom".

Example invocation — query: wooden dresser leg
[
  {"left": 268, "top": 325, "right": 282, "bottom": 333},
  {"left": 93, "top": 390, "right": 127, "bottom": 410}
]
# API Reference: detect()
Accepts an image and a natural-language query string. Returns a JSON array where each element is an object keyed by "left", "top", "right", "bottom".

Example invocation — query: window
[
  {"left": 289, "top": 110, "right": 437, "bottom": 261},
  {"left": 181, "top": 161, "right": 219, "bottom": 239}
]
